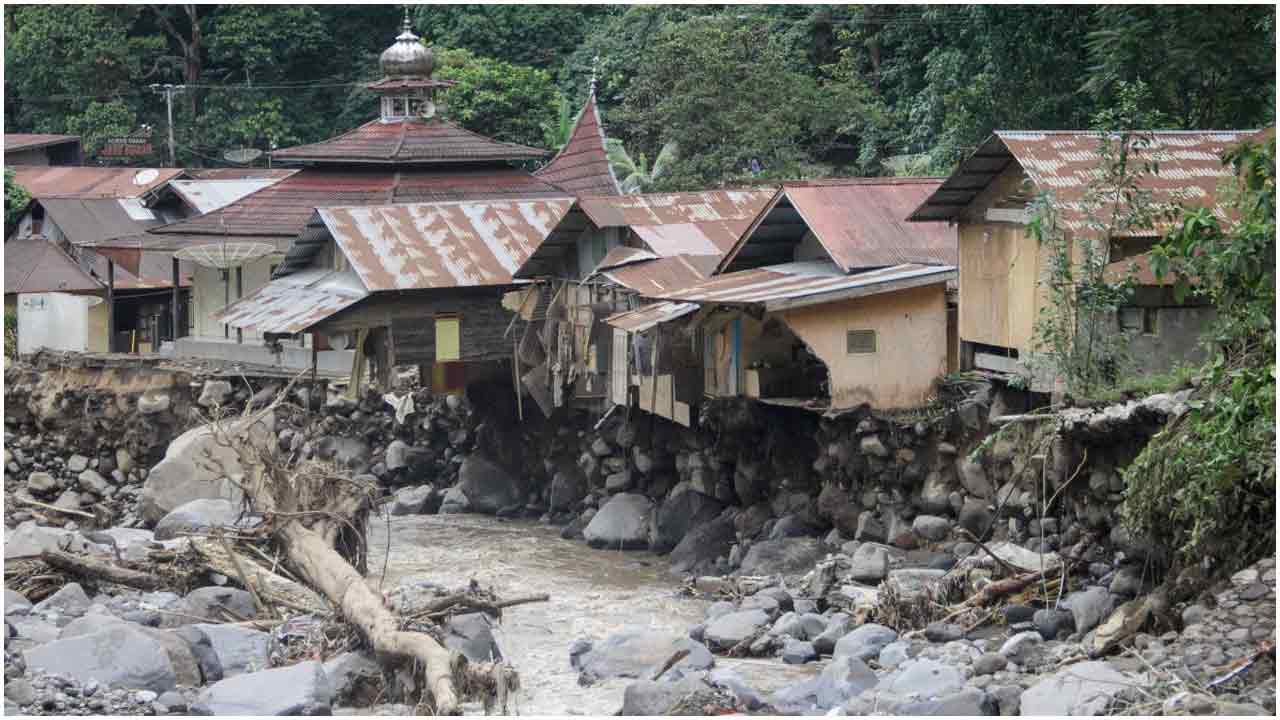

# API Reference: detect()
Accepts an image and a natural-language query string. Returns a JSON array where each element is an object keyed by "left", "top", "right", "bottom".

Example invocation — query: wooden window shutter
[
  {"left": 846, "top": 329, "right": 877, "bottom": 354},
  {"left": 435, "top": 315, "right": 461, "bottom": 362}
]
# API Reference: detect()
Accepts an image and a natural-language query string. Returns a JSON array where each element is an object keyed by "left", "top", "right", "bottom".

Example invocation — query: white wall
[
  {"left": 17, "top": 292, "right": 99, "bottom": 354},
  {"left": 191, "top": 254, "right": 283, "bottom": 341}
]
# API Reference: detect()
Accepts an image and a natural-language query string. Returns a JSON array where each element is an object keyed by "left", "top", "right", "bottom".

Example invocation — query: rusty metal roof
[
  {"left": 4, "top": 238, "right": 103, "bottom": 295},
  {"left": 604, "top": 301, "right": 700, "bottom": 332},
  {"left": 317, "top": 199, "right": 574, "bottom": 291},
  {"left": 595, "top": 246, "right": 660, "bottom": 270},
  {"left": 9, "top": 167, "right": 183, "bottom": 199},
  {"left": 270, "top": 118, "right": 547, "bottom": 165},
  {"left": 149, "top": 166, "right": 567, "bottom": 240},
  {"left": 909, "top": 130, "right": 1264, "bottom": 230},
  {"left": 534, "top": 90, "right": 621, "bottom": 196},
  {"left": 578, "top": 191, "right": 775, "bottom": 252},
  {"left": 657, "top": 261, "right": 956, "bottom": 311},
  {"left": 169, "top": 178, "right": 287, "bottom": 214},
  {"left": 718, "top": 178, "right": 956, "bottom": 275},
  {"left": 185, "top": 168, "right": 298, "bottom": 181},
  {"left": 39, "top": 198, "right": 166, "bottom": 246},
  {"left": 4, "top": 134, "right": 80, "bottom": 152},
  {"left": 594, "top": 254, "right": 718, "bottom": 295},
  {"left": 215, "top": 267, "right": 369, "bottom": 334}
]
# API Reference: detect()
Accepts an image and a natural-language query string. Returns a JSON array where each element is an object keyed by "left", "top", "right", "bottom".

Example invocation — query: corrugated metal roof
[
  {"left": 185, "top": 168, "right": 298, "bottom": 180},
  {"left": 150, "top": 166, "right": 567, "bottom": 239},
  {"left": 39, "top": 198, "right": 164, "bottom": 246},
  {"left": 270, "top": 118, "right": 547, "bottom": 165},
  {"left": 909, "top": 129, "right": 1263, "bottom": 229},
  {"left": 596, "top": 254, "right": 718, "bottom": 295},
  {"left": 317, "top": 198, "right": 574, "bottom": 291},
  {"left": 4, "top": 238, "right": 103, "bottom": 295},
  {"left": 9, "top": 167, "right": 183, "bottom": 199},
  {"left": 169, "top": 179, "right": 285, "bottom": 214},
  {"left": 534, "top": 90, "right": 621, "bottom": 196},
  {"left": 4, "top": 134, "right": 80, "bottom": 152},
  {"left": 604, "top": 301, "right": 700, "bottom": 332},
  {"left": 578, "top": 191, "right": 775, "bottom": 250},
  {"left": 594, "top": 246, "right": 659, "bottom": 270},
  {"left": 215, "top": 268, "right": 369, "bottom": 334},
  {"left": 657, "top": 261, "right": 956, "bottom": 311}
]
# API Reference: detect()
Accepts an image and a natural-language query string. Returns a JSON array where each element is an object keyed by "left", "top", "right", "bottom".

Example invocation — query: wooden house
[
  {"left": 608, "top": 179, "right": 958, "bottom": 414},
  {"left": 908, "top": 130, "right": 1264, "bottom": 383},
  {"left": 3, "top": 134, "right": 82, "bottom": 166}
]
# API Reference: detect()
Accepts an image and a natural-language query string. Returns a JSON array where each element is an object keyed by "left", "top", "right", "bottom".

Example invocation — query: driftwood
[
  {"left": 39, "top": 549, "right": 168, "bottom": 590},
  {"left": 189, "top": 537, "right": 328, "bottom": 615}
]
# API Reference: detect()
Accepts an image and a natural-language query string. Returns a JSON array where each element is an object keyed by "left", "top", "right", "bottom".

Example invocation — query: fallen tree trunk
[
  {"left": 40, "top": 549, "right": 169, "bottom": 590},
  {"left": 189, "top": 537, "right": 328, "bottom": 616}
]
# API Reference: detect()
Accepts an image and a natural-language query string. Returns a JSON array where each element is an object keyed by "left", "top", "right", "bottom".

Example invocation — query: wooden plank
[{"left": 610, "top": 329, "right": 629, "bottom": 406}]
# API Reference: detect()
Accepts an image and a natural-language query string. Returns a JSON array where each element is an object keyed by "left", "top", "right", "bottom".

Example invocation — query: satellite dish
[
  {"left": 174, "top": 242, "right": 276, "bottom": 269},
  {"left": 223, "top": 148, "right": 264, "bottom": 165},
  {"left": 327, "top": 331, "right": 354, "bottom": 351},
  {"left": 133, "top": 169, "right": 159, "bottom": 185},
  {"left": 421, "top": 100, "right": 437, "bottom": 119}
]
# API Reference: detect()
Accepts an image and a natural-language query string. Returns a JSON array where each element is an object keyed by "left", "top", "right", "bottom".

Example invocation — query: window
[
  {"left": 846, "top": 329, "right": 877, "bottom": 354},
  {"left": 1119, "top": 307, "right": 1158, "bottom": 336},
  {"left": 407, "top": 98, "right": 423, "bottom": 116},
  {"left": 435, "top": 315, "right": 460, "bottom": 362}
]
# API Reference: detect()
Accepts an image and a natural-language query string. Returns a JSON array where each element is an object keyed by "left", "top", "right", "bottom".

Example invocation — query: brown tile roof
[
  {"left": 3, "top": 134, "right": 80, "bottom": 152},
  {"left": 4, "top": 238, "right": 102, "bottom": 295},
  {"left": 148, "top": 166, "right": 568, "bottom": 240},
  {"left": 909, "top": 129, "right": 1265, "bottom": 231},
  {"left": 9, "top": 167, "right": 183, "bottom": 199},
  {"left": 534, "top": 90, "right": 621, "bottom": 196},
  {"left": 270, "top": 118, "right": 547, "bottom": 165}
]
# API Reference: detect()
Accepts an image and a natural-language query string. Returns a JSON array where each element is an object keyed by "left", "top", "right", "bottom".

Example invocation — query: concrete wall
[
  {"left": 779, "top": 284, "right": 948, "bottom": 410},
  {"left": 168, "top": 336, "right": 354, "bottom": 374},
  {"left": 191, "top": 254, "right": 281, "bottom": 341},
  {"left": 1119, "top": 304, "right": 1216, "bottom": 375}
]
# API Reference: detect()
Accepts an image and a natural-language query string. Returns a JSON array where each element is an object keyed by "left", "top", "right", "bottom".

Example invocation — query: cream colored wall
[
  {"left": 191, "top": 254, "right": 282, "bottom": 341},
  {"left": 957, "top": 222, "right": 1048, "bottom": 354},
  {"left": 87, "top": 299, "right": 108, "bottom": 353},
  {"left": 779, "top": 284, "right": 948, "bottom": 410}
]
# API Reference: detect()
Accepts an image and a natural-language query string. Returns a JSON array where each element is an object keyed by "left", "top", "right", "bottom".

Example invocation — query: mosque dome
[{"left": 379, "top": 13, "right": 433, "bottom": 78}]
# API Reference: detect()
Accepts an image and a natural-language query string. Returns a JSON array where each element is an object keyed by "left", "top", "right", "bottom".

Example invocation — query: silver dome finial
[{"left": 379, "top": 7, "right": 433, "bottom": 78}]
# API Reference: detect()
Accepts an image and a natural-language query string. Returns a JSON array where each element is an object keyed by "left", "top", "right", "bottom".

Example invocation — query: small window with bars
[
  {"left": 1118, "top": 307, "right": 1158, "bottom": 336},
  {"left": 846, "top": 329, "right": 877, "bottom": 354}
]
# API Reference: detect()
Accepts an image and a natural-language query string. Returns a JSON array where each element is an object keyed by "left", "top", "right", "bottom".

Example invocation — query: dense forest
[{"left": 4, "top": 4, "right": 1276, "bottom": 189}]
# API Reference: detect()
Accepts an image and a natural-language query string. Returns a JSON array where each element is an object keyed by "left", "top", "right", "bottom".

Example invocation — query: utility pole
[{"left": 150, "top": 84, "right": 186, "bottom": 167}]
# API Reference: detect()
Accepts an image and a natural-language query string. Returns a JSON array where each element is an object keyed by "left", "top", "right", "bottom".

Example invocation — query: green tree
[
  {"left": 413, "top": 4, "right": 614, "bottom": 69},
  {"left": 605, "top": 139, "right": 678, "bottom": 194},
  {"left": 65, "top": 101, "right": 140, "bottom": 159},
  {"left": 5, "top": 169, "right": 31, "bottom": 232},
  {"left": 435, "top": 48, "right": 558, "bottom": 150}
]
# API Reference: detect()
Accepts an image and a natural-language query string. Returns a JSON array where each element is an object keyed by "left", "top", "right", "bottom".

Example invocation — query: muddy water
[{"left": 367, "top": 514, "right": 705, "bottom": 715}]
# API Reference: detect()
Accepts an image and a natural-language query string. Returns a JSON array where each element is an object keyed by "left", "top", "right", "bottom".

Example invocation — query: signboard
[{"left": 100, "top": 136, "right": 154, "bottom": 158}]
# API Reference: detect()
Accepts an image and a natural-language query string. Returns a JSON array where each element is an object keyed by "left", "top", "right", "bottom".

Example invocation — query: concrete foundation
[{"left": 166, "top": 336, "right": 354, "bottom": 374}]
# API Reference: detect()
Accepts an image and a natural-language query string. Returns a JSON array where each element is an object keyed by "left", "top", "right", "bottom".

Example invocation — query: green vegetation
[
  {"left": 4, "top": 168, "right": 31, "bottom": 232},
  {"left": 4, "top": 6, "right": 1272, "bottom": 178},
  {"left": 4, "top": 307, "right": 16, "bottom": 359},
  {"left": 1121, "top": 137, "right": 1277, "bottom": 570}
]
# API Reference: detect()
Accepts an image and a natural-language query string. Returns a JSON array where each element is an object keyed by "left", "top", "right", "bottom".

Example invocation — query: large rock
[
  {"left": 443, "top": 612, "right": 501, "bottom": 663},
  {"left": 703, "top": 609, "right": 771, "bottom": 652},
  {"left": 652, "top": 486, "right": 726, "bottom": 553},
  {"left": 956, "top": 458, "right": 993, "bottom": 499},
  {"left": 4, "top": 521, "right": 93, "bottom": 559},
  {"left": 388, "top": 486, "right": 433, "bottom": 516},
  {"left": 32, "top": 582, "right": 92, "bottom": 617},
  {"left": 771, "top": 655, "right": 878, "bottom": 712},
  {"left": 1062, "top": 587, "right": 1116, "bottom": 635},
  {"left": 887, "top": 568, "right": 947, "bottom": 600},
  {"left": 849, "top": 544, "right": 889, "bottom": 583},
  {"left": 193, "top": 623, "right": 272, "bottom": 677},
  {"left": 163, "top": 587, "right": 257, "bottom": 628},
  {"left": 583, "top": 493, "right": 654, "bottom": 550},
  {"left": 735, "top": 538, "right": 823, "bottom": 576},
  {"left": 322, "top": 652, "right": 381, "bottom": 705},
  {"left": 313, "top": 436, "right": 371, "bottom": 474},
  {"left": 572, "top": 629, "right": 713, "bottom": 685},
  {"left": 1020, "top": 661, "right": 1140, "bottom": 716},
  {"left": 192, "top": 660, "right": 333, "bottom": 715},
  {"left": 548, "top": 468, "right": 588, "bottom": 512},
  {"left": 140, "top": 415, "right": 273, "bottom": 525},
  {"left": 912, "top": 515, "right": 952, "bottom": 542},
  {"left": 669, "top": 514, "right": 736, "bottom": 575},
  {"left": 23, "top": 625, "right": 177, "bottom": 692},
  {"left": 833, "top": 623, "right": 898, "bottom": 662},
  {"left": 154, "top": 498, "right": 248, "bottom": 541},
  {"left": 456, "top": 456, "right": 522, "bottom": 514},
  {"left": 875, "top": 657, "right": 965, "bottom": 698},
  {"left": 620, "top": 676, "right": 713, "bottom": 715},
  {"left": 4, "top": 588, "right": 32, "bottom": 616}
]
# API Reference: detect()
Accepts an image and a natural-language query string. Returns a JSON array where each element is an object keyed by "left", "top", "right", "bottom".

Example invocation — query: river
[{"left": 366, "top": 513, "right": 817, "bottom": 715}]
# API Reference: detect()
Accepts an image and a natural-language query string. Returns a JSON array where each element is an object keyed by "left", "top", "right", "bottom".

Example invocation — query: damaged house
[
  {"left": 608, "top": 179, "right": 958, "bottom": 415},
  {"left": 908, "top": 129, "right": 1266, "bottom": 383}
]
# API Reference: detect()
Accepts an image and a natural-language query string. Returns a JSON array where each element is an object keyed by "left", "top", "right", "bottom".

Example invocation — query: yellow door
[{"left": 435, "top": 315, "right": 460, "bottom": 362}]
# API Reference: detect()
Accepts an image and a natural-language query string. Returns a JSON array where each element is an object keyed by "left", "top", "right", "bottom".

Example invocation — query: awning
[
  {"left": 214, "top": 268, "right": 368, "bottom": 335},
  {"left": 603, "top": 301, "right": 700, "bottom": 333}
]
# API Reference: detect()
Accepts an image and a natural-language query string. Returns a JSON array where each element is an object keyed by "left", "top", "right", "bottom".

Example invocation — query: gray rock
[
  {"left": 4, "top": 588, "right": 32, "bottom": 616},
  {"left": 455, "top": 455, "right": 522, "bottom": 514},
  {"left": 887, "top": 568, "right": 947, "bottom": 600},
  {"left": 572, "top": 629, "right": 712, "bottom": 685},
  {"left": 192, "top": 660, "right": 332, "bottom": 715},
  {"left": 443, "top": 612, "right": 501, "bottom": 663},
  {"left": 170, "top": 625, "right": 224, "bottom": 684},
  {"left": 913, "top": 515, "right": 952, "bottom": 542},
  {"left": 957, "top": 458, "right": 993, "bottom": 499},
  {"left": 973, "top": 652, "right": 1007, "bottom": 675},
  {"left": 781, "top": 639, "right": 817, "bottom": 664},
  {"left": 1033, "top": 608, "right": 1073, "bottom": 640},
  {"left": 890, "top": 687, "right": 994, "bottom": 715},
  {"left": 1109, "top": 565, "right": 1150, "bottom": 597},
  {"left": 548, "top": 468, "right": 588, "bottom": 512},
  {"left": 1063, "top": 587, "right": 1116, "bottom": 635},
  {"left": 137, "top": 390, "right": 171, "bottom": 415},
  {"left": 619, "top": 676, "right": 711, "bottom": 715},
  {"left": 23, "top": 625, "right": 177, "bottom": 692},
  {"left": 583, "top": 493, "right": 654, "bottom": 550},
  {"left": 5, "top": 678, "right": 36, "bottom": 706},
  {"left": 68, "top": 454, "right": 90, "bottom": 473},
  {"left": 4, "top": 521, "right": 93, "bottom": 559},
  {"left": 708, "top": 668, "right": 767, "bottom": 711},
  {"left": 388, "top": 485, "right": 433, "bottom": 516},
  {"left": 876, "top": 657, "right": 965, "bottom": 697},
  {"left": 58, "top": 613, "right": 133, "bottom": 639},
  {"left": 706, "top": 600, "right": 736, "bottom": 620},
  {"left": 323, "top": 651, "right": 382, "bottom": 704},
  {"left": 772, "top": 654, "right": 878, "bottom": 712},
  {"left": 652, "top": 488, "right": 725, "bottom": 553},
  {"left": 736, "top": 538, "right": 823, "bottom": 576},
  {"left": 140, "top": 416, "right": 272, "bottom": 524},
  {"left": 163, "top": 587, "right": 257, "bottom": 628},
  {"left": 999, "top": 631, "right": 1043, "bottom": 665},
  {"left": 193, "top": 623, "right": 271, "bottom": 677},
  {"left": 77, "top": 469, "right": 110, "bottom": 494},
  {"left": 833, "top": 623, "right": 898, "bottom": 662},
  {"left": 812, "top": 613, "right": 850, "bottom": 655},
  {"left": 198, "top": 380, "right": 233, "bottom": 408},
  {"left": 383, "top": 440, "right": 410, "bottom": 471},
  {"left": 924, "top": 622, "right": 964, "bottom": 643},
  {"left": 8, "top": 616, "right": 60, "bottom": 644},
  {"left": 154, "top": 498, "right": 248, "bottom": 540},
  {"left": 32, "top": 582, "right": 92, "bottom": 617},
  {"left": 669, "top": 514, "right": 736, "bottom": 576},
  {"left": 438, "top": 486, "right": 470, "bottom": 514},
  {"left": 849, "top": 544, "right": 890, "bottom": 583},
  {"left": 878, "top": 640, "right": 911, "bottom": 669},
  {"left": 704, "top": 609, "right": 771, "bottom": 652},
  {"left": 860, "top": 435, "right": 889, "bottom": 457},
  {"left": 26, "top": 471, "right": 57, "bottom": 495},
  {"left": 1020, "top": 661, "right": 1139, "bottom": 716}
]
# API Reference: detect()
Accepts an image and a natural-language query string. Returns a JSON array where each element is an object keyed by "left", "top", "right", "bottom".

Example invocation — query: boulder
[
  {"left": 651, "top": 488, "right": 725, "bottom": 553},
  {"left": 833, "top": 623, "right": 898, "bottom": 662},
  {"left": 1063, "top": 587, "right": 1116, "bottom": 635},
  {"left": 669, "top": 514, "right": 736, "bottom": 576},
  {"left": 811, "top": 613, "right": 850, "bottom": 655},
  {"left": 875, "top": 657, "right": 965, "bottom": 698},
  {"left": 438, "top": 486, "right": 470, "bottom": 514},
  {"left": 735, "top": 538, "right": 823, "bottom": 577},
  {"left": 198, "top": 380, "right": 233, "bottom": 407},
  {"left": 1020, "top": 661, "right": 1140, "bottom": 716},
  {"left": 140, "top": 415, "right": 273, "bottom": 525},
  {"left": 4, "top": 521, "right": 94, "bottom": 559},
  {"left": 889, "top": 688, "right": 994, "bottom": 716},
  {"left": 170, "top": 625, "right": 224, "bottom": 684},
  {"left": 193, "top": 623, "right": 271, "bottom": 677},
  {"left": 849, "top": 544, "right": 889, "bottom": 583},
  {"left": 973, "top": 652, "right": 1008, "bottom": 675},
  {"left": 956, "top": 458, "right": 993, "bottom": 499},
  {"left": 999, "top": 630, "right": 1044, "bottom": 666},
  {"left": 771, "top": 655, "right": 878, "bottom": 712},
  {"left": 4, "top": 588, "right": 32, "bottom": 616},
  {"left": 443, "top": 612, "right": 502, "bottom": 663},
  {"left": 154, "top": 498, "right": 249, "bottom": 540},
  {"left": 456, "top": 456, "right": 522, "bottom": 514},
  {"left": 572, "top": 629, "right": 712, "bottom": 685},
  {"left": 32, "top": 582, "right": 92, "bottom": 617},
  {"left": 620, "top": 676, "right": 713, "bottom": 715},
  {"left": 322, "top": 651, "right": 382, "bottom": 705},
  {"left": 781, "top": 639, "right": 817, "bottom": 664},
  {"left": 314, "top": 436, "right": 372, "bottom": 474},
  {"left": 912, "top": 514, "right": 952, "bottom": 542},
  {"left": 957, "top": 499, "right": 993, "bottom": 536},
  {"left": 23, "top": 625, "right": 177, "bottom": 692},
  {"left": 583, "top": 493, "right": 654, "bottom": 550},
  {"left": 383, "top": 440, "right": 410, "bottom": 471},
  {"left": 26, "top": 471, "right": 57, "bottom": 495},
  {"left": 192, "top": 660, "right": 333, "bottom": 715},
  {"left": 163, "top": 587, "right": 257, "bottom": 628},
  {"left": 924, "top": 622, "right": 964, "bottom": 643},
  {"left": 388, "top": 486, "right": 433, "bottom": 516},
  {"left": 703, "top": 609, "right": 771, "bottom": 652},
  {"left": 548, "top": 468, "right": 588, "bottom": 512}
]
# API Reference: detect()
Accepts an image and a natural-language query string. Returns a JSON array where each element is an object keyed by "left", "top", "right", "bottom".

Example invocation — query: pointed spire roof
[{"left": 535, "top": 87, "right": 622, "bottom": 196}]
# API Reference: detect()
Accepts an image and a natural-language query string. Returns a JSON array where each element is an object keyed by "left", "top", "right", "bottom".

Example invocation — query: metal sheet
[
  {"left": 271, "top": 118, "right": 546, "bottom": 164},
  {"left": 910, "top": 129, "right": 1264, "bottom": 229},
  {"left": 214, "top": 268, "right": 369, "bottom": 334},
  {"left": 598, "top": 254, "right": 716, "bottom": 295},
  {"left": 578, "top": 190, "right": 775, "bottom": 237},
  {"left": 604, "top": 301, "right": 700, "bottom": 332},
  {"left": 3, "top": 134, "right": 80, "bottom": 152},
  {"left": 4, "top": 238, "right": 102, "bottom": 295},
  {"left": 9, "top": 167, "right": 183, "bottom": 199},
  {"left": 658, "top": 261, "right": 956, "bottom": 307},
  {"left": 318, "top": 199, "right": 575, "bottom": 291},
  {"left": 39, "top": 198, "right": 164, "bottom": 247},
  {"left": 169, "top": 179, "right": 283, "bottom": 214},
  {"left": 593, "top": 246, "right": 659, "bottom": 271},
  {"left": 534, "top": 90, "right": 621, "bottom": 196}
]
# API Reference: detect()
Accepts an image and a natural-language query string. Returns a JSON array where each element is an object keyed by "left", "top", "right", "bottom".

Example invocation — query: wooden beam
[
  {"left": 106, "top": 259, "right": 115, "bottom": 352},
  {"left": 171, "top": 257, "right": 180, "bottom": 343},
  {"left": 235, "top": 266, "right": 244, "bottom": 344}
]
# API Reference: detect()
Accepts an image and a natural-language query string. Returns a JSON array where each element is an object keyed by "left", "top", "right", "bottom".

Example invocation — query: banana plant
[{"left": 605, "top": 138, "right": 679, "bottom": 194}]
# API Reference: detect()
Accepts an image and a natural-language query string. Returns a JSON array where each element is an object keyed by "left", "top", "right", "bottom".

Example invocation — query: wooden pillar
[
  {"left": 106, "top": 259, "right": 115, "bottom": 353},
  {"left": 235, "top": 266, "right": 243, "bottom": 344},
  {"left": 310, "top": 332, "right": 319, "bottom": 412},
  {"left": 170, "top": 257, "right": 180, "bottom": 343}
]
